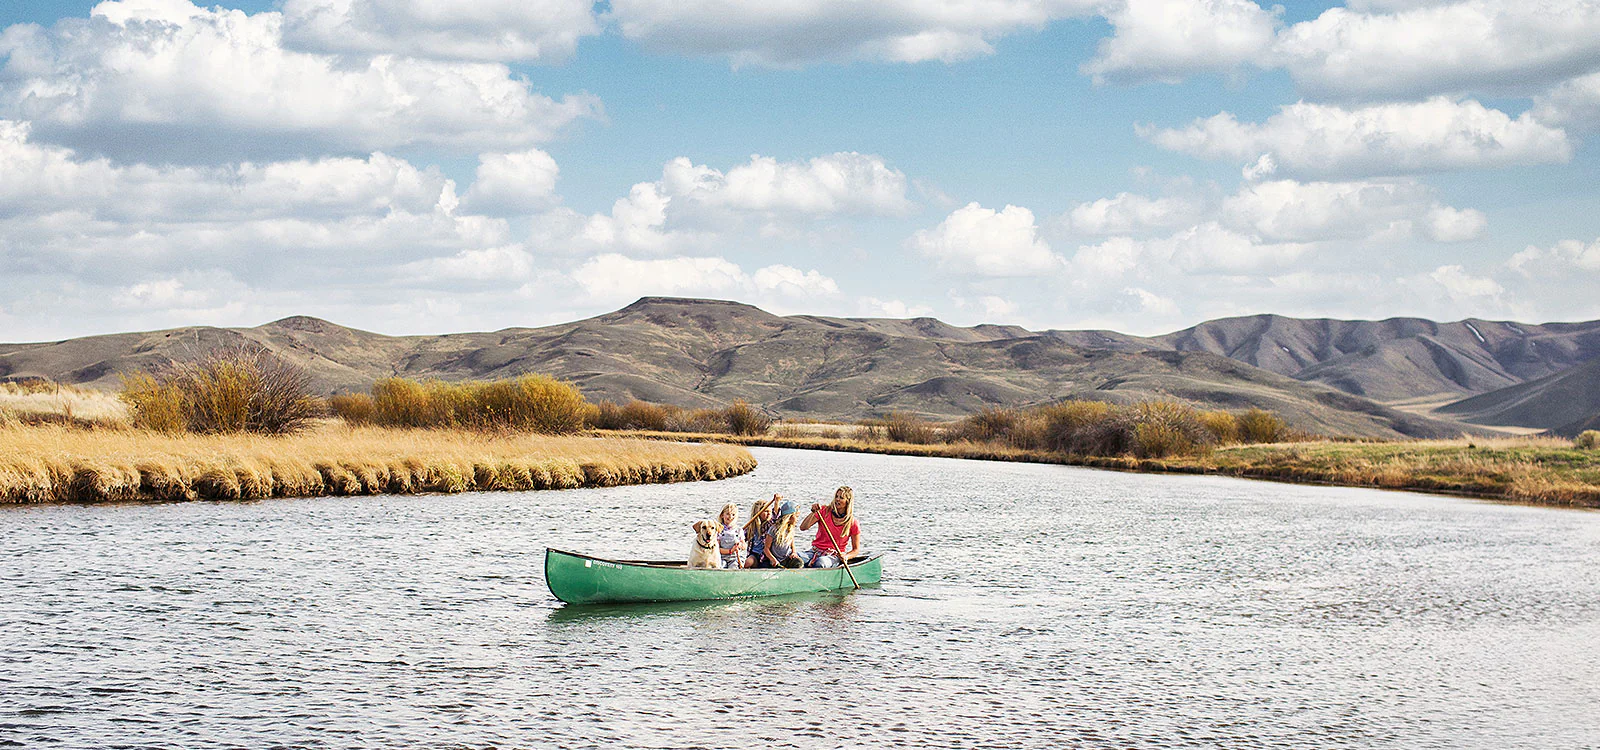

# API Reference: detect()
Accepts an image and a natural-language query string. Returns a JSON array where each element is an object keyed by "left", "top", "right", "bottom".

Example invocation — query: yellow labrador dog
[{"left": 687, "top": 519, "right": 721, "bottom": 569}]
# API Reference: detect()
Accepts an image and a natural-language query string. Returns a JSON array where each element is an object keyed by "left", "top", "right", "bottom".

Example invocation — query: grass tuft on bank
[
  {"left": 0, "top": 381, "right": 129, "bottom": 429},
  {"left": 608, "top": 431, "right": 1600, "bottom": 507},
  {"left": 0, "top": 423, "right": 756, "bottom": 504}
]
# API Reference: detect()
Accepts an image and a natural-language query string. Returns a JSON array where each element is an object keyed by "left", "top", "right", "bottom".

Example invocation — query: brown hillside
[
  {"left": 1439, "top": 357, "right": 1600, "bottom": 431},
  {"left": 0, "top": 297, "right": 1539, "bottom": 439},
  {"left": 1155, "top": 314, "right": 1600, "bottom": 402}
]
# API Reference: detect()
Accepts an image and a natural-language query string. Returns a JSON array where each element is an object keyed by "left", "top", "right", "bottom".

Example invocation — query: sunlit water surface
[{"left": 3, "top": 447, "right": 1599, "bottom": 748}]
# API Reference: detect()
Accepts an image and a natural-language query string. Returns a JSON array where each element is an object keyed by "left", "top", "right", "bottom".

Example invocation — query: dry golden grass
[
  {"left": 605, "top": 430, "right": 1600, "bottom": 508},
  {"left": 0, "top": 382, "right": 129, "bottom": 429},
  {"left": 0, "top": 422, "right": 755, "bottom": 504}
]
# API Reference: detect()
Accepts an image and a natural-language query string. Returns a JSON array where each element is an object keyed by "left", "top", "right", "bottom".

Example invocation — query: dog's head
[{"left": 691, "top": 520, "right": 717, "bottom": 548}]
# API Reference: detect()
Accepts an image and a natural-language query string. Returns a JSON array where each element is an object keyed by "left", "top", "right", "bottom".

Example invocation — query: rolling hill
[
  {"left": 1437, "top": 356, "right": 1600, "bottom": 433},
  {"left": 3, "top": 297, "right": 1589, "bottom": 439},
  {"left": 1154, "top": 314, "right": 1600, "bottom": 402}
]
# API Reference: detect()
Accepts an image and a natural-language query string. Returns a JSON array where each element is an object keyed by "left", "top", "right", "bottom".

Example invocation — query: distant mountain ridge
[
  {"left": 3, "top": 297, "right": 1596, "bottom": 438},
  {"left": 1437, "top": 356, "right": 1600, "bottom": 434},
  {"left": 1152, "top": 314, "right": 1600, "bottom": 402}
]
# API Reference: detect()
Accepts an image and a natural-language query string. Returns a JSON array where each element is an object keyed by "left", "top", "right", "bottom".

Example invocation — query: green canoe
[{"left": 544, "top": 548, "right": 883, "bottom": 605}]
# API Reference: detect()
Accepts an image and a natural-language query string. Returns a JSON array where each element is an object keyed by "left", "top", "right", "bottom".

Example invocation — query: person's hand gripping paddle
[{"left": 813, "top": 503, "right": 859, "bottom": 589}]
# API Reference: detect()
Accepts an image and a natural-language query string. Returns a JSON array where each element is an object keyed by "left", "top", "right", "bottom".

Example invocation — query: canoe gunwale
[{"left": 546, "top": 547, "right": 882, "bottom": 570}]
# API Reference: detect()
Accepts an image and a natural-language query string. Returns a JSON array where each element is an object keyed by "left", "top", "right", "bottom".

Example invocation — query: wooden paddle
[{"left": 812, "top": 505, "right": 859, "bottom": 589}]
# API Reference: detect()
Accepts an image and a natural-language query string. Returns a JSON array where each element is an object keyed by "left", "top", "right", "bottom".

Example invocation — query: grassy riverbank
[
  {"left": 608, "top": 430, "right": 1600, "bottom": 508},
  {"left": 0, "top": 424, "right": 756, "bottom": 504}
]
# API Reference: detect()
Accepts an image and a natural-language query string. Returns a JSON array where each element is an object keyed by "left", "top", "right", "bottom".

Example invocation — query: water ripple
[{"left": 2, "top": 448, "right": 1599, "bottom": 748}]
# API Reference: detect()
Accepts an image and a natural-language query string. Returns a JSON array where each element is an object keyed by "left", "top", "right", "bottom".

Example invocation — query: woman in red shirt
[{"left": 799, "top": 486, "right": 861, "bottom": 568}]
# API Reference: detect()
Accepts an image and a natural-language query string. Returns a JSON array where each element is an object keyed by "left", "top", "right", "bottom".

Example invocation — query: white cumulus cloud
[
  {"left": 281, "top": 0, "right": 599, "bottom": 62},
  {"left": 691, "top": 153, "right": 913, "bottom": 216},
  {"left": 1083, "top": 0, "right": 1281, "bottom": 84},
  {"left": 1532, "top": 71, "right": 1600, "bottom": 133},
  {"left": 1063, "top": 191, "right": 1200, "bottom": 235},
  {"left": 1428, "top": 264, "right": 1504, "bottom": 301},
  {"left": 1221, "top": 179, "right": 1485, "bottom": 243},
  {"left": 1422, "top": 205, "right": 1487, "bottom": 243},
  {"left": 1274, "top": 0, "right": 1600, "bottom": 100},
  {"left": 1069, "top": 222, "right": 1309, "bottom": 279},
  {"left": 1141, "top": 97, "right": 1573, "bottom": 178},
  {"left": 910, "top": 202, "right": 1061, "bottom": 276},
  {"left": 548, "top": 152, "right": 911, "bottom": 254},
  {"left": 461, "top": 149, "right": 561, "bottom": 217},
  {"left": 606, "top": 0, "right": 1098, "bottom": 66},
  {"left": 570, "top": 253, "right": 840, "bottom": 306},
  {"left": 1507, "top": 237, "right": 1600, "bottom": 274},
  {"left": 400, "top": 245, "right": 538, "bottom": 282},
  {"left": 751, "top": 265, "right": 841, "bottom": 299},
  {"left": 0, "top": 0, "right": 599, "bottom": 161},
  {"left": 0, "top": 120, "right": 456, "bottom": 222}
]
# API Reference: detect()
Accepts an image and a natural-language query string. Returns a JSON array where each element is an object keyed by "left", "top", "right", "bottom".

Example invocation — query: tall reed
[
  {"left": 337, "top": 375, "right": 589, "bottom": 434},
  {"left": 0, "top": 381, "right": 130, "bottom": 429},
  {"left": 585, "top": 398, "right": 773, "bottom": 435},
  {"left": 0, "top": 423, "right": 756, "bottom": 504}
]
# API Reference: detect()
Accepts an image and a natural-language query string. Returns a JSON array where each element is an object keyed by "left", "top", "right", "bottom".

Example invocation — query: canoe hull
[{"left": 544, "top": 548, "right": 883, "bottom": 605}]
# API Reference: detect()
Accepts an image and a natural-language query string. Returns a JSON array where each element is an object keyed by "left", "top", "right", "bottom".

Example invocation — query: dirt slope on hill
[{"left": 0, "top": 298, "right": 1537, "bottom": 438}]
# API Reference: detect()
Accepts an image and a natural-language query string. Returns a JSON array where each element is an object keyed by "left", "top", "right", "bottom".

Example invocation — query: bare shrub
[
  {"left": 466, "top": 375, "right": 588, "bottom": 433},
  {"left": 121, "top": 347, "right": 320, "bottom": 435},
  {"left": 1238, "top": 408, "right": 1290, "bottom": 443},
  {"left": 367, "top": 375, "right": 587, "bottom": 434},
  {"left": 954, "top": 408, "right": 1020, "bottom": 444},
  {"left": 119, "top": 374, "right": 186, "bottom": 433},
  {"left": 620, "top": 400, "right": 670, "bottom": 431},
  {"left": 1037, "top": 400, "right": 1117, "bottom": 454},
  {"left": 666, "top": 407, "right": 726, "bottom": 433},
  {"left": 1198, "top": 410, "right": 1241, "bottom": 444},
  {"left": 879, "top": 412, "right": 938, "bottom": 444},
  {"left": 1577, "top": 430, "right": 1600, "bottom": 450},
  {"left": 371, "top": 378, "right": 437, "bottom": 428},
  {"left": 588, "top": 401, "right": 626, "bottom": 430},
  {"left": 1128, "top": 401, "right": 1214, "bottom": 458},
  {"left": 725, "top": 400, "right": 773, "bottom": 436},
  {"left": 328, "top": 393, "right": 376, "bottom": 425}
]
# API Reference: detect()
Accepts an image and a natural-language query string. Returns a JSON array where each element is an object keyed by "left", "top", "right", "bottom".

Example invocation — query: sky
[{"left": 1, "top": 0, "right": 1598, "bottom": 341}]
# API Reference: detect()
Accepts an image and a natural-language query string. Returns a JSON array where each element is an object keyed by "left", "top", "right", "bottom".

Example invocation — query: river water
[{"left": 3, "top": 446, "right": 1599, "bottom": 748}]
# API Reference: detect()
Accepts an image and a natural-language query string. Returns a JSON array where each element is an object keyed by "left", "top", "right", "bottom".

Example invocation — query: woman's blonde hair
[
  {"left": 828, "top": 486, "right": 854, "bottom": 534},
  {"left": 773, "top": 512, "right": 798, "bottom": 548}
]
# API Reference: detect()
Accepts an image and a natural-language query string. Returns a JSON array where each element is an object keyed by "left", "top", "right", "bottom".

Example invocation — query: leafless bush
[
  {"left": 1238, "top": 408, "right": 1290, "bottom": 443},
  {"left": 121, "top": 347, "right": 320, "bottom": 435},
  {"left": 876, "top": 412, "right": 938, "bottom": 444},
  {"left": 725, "top": 400, "right": 773, "bottom": 435},
  {"left": 360, "top": 375, "right": 587, "bottom": 434}
]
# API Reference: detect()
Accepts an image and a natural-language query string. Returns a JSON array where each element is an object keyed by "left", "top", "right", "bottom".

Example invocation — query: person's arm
[
  {"left": 848, "top": 528, "right": 863, "bottom": 557},
  {"left": 800, "top": 504, "right": 821, "bottom": 531},
  {"left": 763, "top": 539, "right": 778, "bottom": 567}
]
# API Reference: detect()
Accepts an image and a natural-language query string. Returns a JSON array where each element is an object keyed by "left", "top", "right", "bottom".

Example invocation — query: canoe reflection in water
[
  {"left": 541, "top": 590, "right": 869, "bottom": 624},
  {"left": 543, "top": 548, "right": 884, "bottom": 605}
]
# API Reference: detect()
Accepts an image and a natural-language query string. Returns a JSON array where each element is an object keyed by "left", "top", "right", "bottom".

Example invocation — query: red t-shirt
[{"left": 811, "top": 513, "right": 859, "bottom": 553}]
